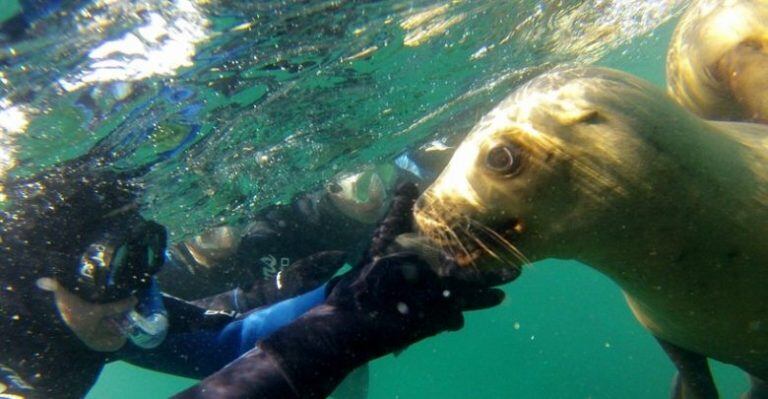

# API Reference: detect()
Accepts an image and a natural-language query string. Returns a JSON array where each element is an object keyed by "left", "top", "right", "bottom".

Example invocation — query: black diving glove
[{"left": 259, "top": 251, "right": 508, "bottom": 398}]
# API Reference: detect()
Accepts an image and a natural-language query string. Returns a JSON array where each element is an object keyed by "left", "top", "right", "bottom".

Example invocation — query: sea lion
[
  {"left": 413, "top": 67, "right": 768, "bottom": 398},
  {"left": 667, "top": 0, "right": 768, "bottom": 123}
]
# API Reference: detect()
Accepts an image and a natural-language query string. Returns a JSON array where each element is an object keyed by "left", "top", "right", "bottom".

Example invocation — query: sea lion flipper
[{"left": 656, "top": 337, "right": 718, "bottom": 399}]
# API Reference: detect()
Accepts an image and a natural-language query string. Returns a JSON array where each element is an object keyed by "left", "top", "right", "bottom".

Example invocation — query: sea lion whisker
[
  {"left": 434, "top": 224, "right": 453, "bottom": 252},
  {"left": 418, "top": 209, "right": 451, "bottom": 244},
  {"left": 422, "top": 212, "right": 477, "bottom": 268},
  {"left": 471, "top": 220, "right": 530, "bottom": 267},
  {"left": 468, "top": 220, "right": 518, "bottom": 264},
  {"left": 461, "top": 223, "right": 502, "bottom": 263},
  {"left": 427, "top": 216, "right": 462, "bottom": 259},
  {"left": 441, "top": 223, "right": 476, "bottom": 267}
]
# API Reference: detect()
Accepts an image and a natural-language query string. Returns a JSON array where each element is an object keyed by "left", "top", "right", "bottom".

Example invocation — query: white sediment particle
[{"left": 397, "top": 302, "right": 409, "bottom": 314}]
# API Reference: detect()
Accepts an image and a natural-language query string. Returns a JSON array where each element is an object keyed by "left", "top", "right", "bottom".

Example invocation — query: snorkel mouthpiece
[
  {"left": 117, "top": 279, "right": 168, "bottom": 349},
  {"left": 120, "top": 309, "right": 168, "bottom": 349}
]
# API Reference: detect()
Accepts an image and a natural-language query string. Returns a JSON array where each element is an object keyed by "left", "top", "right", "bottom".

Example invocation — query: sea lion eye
[{"left": 485, "top": 145, "right": 523, "bottom": 176}]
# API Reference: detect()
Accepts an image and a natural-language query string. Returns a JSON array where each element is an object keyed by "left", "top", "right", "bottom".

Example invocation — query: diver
[
  {"left": 158, "top": 140, "right": 458, "bottom": 312},
  {"left": 0, "top": 150, "right": 511, "bottom": 398},
  {"left": 0, "top": 155, "right": 318, "bottom": 397}
]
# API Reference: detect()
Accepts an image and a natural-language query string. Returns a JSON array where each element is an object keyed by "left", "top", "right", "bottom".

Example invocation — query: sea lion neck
[{"left": 638, "top": 114, "right": 755, "bottom": 198}]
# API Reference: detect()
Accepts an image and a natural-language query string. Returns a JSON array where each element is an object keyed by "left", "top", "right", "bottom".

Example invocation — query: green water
[{"left": 87, "top": 17, "right": 752, "bottom": 399}]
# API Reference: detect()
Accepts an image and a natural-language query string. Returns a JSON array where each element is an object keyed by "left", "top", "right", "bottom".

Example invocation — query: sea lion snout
[{"left": 413, "top": 187, "right": 528, "bottom": 273}]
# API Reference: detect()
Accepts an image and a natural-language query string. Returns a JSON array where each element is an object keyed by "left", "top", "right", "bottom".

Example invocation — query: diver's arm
[
  {"left": 173, "top": 252, "right": 509, "bottom": 399},
  {"left": 190, "top": 251, "right": 347, "bottom": 313},
  {"left": 161, "top": 293, "right": 238, "bottom": 332},
  {"left": 173, "top": 346, "right": 300, "bottom": 398},
  {"left": 116, "top": 285, "right": 327, "bottom": 379}
]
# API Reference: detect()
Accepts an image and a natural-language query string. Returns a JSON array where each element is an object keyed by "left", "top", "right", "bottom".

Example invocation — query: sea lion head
[
  {"left": 414, "top": 67, "right": 705, "bottom": 271},
  {"left": 667, "top": 0, "right": 768, "bottom": 122}
]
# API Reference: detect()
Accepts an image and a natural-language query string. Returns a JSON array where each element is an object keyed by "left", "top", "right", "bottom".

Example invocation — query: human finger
[
  {"left": 440, "top": 261, "right": 521, "bottom": 288},
  {"left": 453, "top": 287, "right": 506, "bottom": 311}
]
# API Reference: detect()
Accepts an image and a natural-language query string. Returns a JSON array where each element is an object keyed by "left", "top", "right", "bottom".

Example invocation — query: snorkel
[{"left": 115, "top": 278, "right": 168, "bottom": 349}]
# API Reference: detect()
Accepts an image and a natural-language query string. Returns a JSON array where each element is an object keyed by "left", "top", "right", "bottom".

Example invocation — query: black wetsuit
[
  {"left": 0, "top": 157, "right": 124, "bottom": 397},
  {"left": 157, "top": 191, "right": 374, "bottom": 302},
  {"left": 0, "top": 157, "right": 303, "bottom": 398},
  {"left": 0, "top": 288, "right": 236, "bottom": 398}
]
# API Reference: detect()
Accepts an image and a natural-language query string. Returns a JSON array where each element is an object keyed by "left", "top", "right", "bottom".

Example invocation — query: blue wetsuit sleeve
[
  {"left": 117, "top": 284, "right": 327, "bottom": 379},
  {"left": 215, "top": 283, "right": 327, "bottom": 356}
]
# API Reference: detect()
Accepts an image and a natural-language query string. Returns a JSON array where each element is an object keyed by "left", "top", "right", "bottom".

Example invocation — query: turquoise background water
[{"left": 88, "top": 18, "right": 751, "bottom": 399}]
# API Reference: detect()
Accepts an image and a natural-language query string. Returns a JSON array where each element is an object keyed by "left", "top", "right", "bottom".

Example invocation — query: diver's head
[
  {"left": 38, "top": 214, "right": 168, "bottom": 351},
  {"left": 324, "top": 164, "right": 398, "bottom": 224},
  {"left": 63, "top": 215, "right": 167, "bottom": 303},
  {"left": 180, "top": 225, "right": 242, "bottom": 269}
]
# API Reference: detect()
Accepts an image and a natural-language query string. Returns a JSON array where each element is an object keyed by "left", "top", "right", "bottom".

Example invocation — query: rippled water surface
[
  {"left": 3, "top": 1, "right": 752, "bottom": 398},
  {"left": 2, "top": 0, "right": 684, "bottom": 239}
]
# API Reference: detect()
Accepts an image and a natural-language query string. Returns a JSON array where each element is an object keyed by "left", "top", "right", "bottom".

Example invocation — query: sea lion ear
[{"left": 554, "top": 109, "right": 600, "bottom": 126}]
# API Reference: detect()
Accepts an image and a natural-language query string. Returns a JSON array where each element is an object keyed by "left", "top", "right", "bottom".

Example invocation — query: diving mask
[{"left": 74, "top": 218, "right": 167, "bottom": 303}]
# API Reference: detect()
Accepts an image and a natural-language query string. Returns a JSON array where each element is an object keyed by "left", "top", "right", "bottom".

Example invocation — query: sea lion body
[
  {"left": 414, "top": 67, "right": 768, "bottom": 380},
  {"left": 667, "top": 0, "right": 768, "bottom": 122}
]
